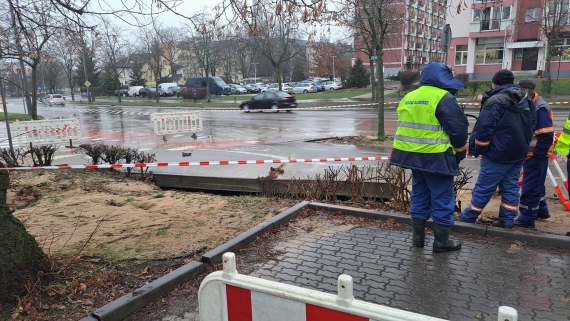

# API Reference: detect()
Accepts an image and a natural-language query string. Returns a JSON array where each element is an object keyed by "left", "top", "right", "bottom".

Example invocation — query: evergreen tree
[
  {"left": 74, "top": 53, "right": 101, "bottom": 88},
  {"left": 345, "top": 58, "right": 370, "bottom": 88},
  {"left": 100, "top": 67, "right": 116, "bottom": 95},
  {"left": 291, "top": 60, "right": 306, "bottom": 82},
  {"left": 129, "top": 64, "right": 147, "bottom": 86}
]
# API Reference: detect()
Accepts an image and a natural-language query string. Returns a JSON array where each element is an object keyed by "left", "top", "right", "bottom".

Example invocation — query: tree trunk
[
  {"left": 30, "top": 66, "right": 39, "bottom": 120},
  {"left": 0, "top": 168, "right": 47, "bottom": 302},
  {"left": 375, "top": 45, "right": 386, "bottom": 141},
  {"left": 545, "top": 46, "right": 552, "bottom": 94},
  {"left": 369, "top": 58, "right": 376, "bottom": 102}
]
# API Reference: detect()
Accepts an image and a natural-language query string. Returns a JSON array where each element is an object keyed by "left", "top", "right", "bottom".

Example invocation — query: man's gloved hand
[{"left": 456, "top": 150, "right": 467, "bottom": 164}]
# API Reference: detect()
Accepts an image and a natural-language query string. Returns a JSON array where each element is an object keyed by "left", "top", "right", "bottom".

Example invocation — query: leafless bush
[
  {"left": 101, "top": 145, "right": 127, "bottom": 165},
  {"left": 134, "top": 150, "right": 156, "bottom": 178},
  {"left": 78, "top": 143, "right": 106, "bottom": 165},
  {"left": 27, "top": 144, "right": 59, "bottom": 166},
  {"left": 0, "top": 147, "right": 28, "bottom": 167},
  {"left": 453, "top": 167, "right": 474, "bottom": 213}
]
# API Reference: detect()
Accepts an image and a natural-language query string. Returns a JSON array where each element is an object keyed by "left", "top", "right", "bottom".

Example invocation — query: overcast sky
[{"left": 93, "top": 0, "right": 347, "bottom": 41}]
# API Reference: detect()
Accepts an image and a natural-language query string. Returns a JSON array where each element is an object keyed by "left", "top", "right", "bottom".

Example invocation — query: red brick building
[{"left": 353, "top": 0, "right": 447, "bottom": 77}]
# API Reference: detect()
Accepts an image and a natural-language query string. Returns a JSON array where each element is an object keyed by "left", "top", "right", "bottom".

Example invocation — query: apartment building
[
  {"left": 448, "top": 0, "right": 570, "bottom": 79},
  {"left": 353, "top": 0, "right": 447, "bottom": 77}
]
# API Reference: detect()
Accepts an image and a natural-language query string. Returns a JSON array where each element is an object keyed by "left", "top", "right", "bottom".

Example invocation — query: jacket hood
[
  {"left": 483, "top": 85, "right": 530, "bottom": 113},
  {"left": 419, "top": 62, "right": 465, "bottom": 91}
]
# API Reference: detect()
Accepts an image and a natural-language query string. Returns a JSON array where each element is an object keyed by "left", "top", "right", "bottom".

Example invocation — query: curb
[
  {"left": 91, "top": 261, "right": 206, "bottom": 321},
  {"left": 201, "top": 201, "right": 310, "bottom": 265},
  {"left": 86, "top": 201, "right": 310, "bottom": 320},
  {"left": 307, "top": 202, "right": 570, "bottom": 249}
]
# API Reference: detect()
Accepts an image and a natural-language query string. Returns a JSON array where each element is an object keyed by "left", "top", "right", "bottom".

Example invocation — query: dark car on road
[
  {"left": 139, "top": 88, "right": 150, "bottom": 97},
  {"left": 239, "top": 92, "right": 297, "bottom": 113}
]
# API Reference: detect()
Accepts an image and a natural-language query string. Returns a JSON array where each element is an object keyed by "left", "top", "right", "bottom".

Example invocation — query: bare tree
[
  {"left": 160, "top": 27, "right": 183, "bottom": 83},
  {"left": 333, "top": 0, "right": 405, "bottom": 140},
  {"left": 54, "top": 34, "right": 79, "bottom": 101},
  {"left": 40, "top": 56, "right": 64, "bottom": 93},
  {"left": 309, "top": 39, "right": 351, "bottom": 79},
  {"left": 185, "top": 10, "right": 223, "bottom": 102},
  {"left": 99, "top": 17, "right": 129, "bottom": 102},
  {"left": 142, "top": 26, "right": 167, "bottom": 102},
  {"left": 231, "top": 0, "right": 310, "bottom": 91}
]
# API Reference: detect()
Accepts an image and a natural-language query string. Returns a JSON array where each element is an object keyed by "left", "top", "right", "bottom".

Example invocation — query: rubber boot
[
  {"left": 411, "top": 219, "right": 426, "bottom": 247},
  {"left": 433, "top": 224, "right": 462, "bottom": 253}
]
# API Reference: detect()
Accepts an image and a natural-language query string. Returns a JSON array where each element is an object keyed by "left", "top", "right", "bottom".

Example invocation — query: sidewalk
[
  {"left": 152, "top": 211, "right": 570, "bottom": 321},
  {"left": 251, "top": 225, "right": 570, "bottom": 320}
]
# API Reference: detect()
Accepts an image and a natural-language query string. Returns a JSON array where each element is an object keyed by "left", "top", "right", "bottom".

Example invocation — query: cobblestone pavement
[{"left": 247, "top": 226, "right": 570, "bottom": 321}]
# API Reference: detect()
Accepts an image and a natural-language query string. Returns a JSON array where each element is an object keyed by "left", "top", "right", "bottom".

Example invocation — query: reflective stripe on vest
[
  {"left": 393, "top": 86, "right": 452, "bottom": 154},
  {"left": 555, "top": 117, "right": 570, "bottom": 156}
]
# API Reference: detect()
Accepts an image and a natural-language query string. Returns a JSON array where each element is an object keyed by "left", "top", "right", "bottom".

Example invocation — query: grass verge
[{"left": 0, "top": 113, "right": 43, "bottom": 121}]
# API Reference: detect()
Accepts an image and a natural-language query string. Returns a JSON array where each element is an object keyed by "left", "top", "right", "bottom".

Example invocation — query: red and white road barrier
[
  {"left": 0, "top": 156, "right": 391, "bottom": 171},
  {"left": 546, "top": 167, "right": 570, "bottom": 210},
  {"left": 199, "top": 252, "right": 519, "bottom": 321}
]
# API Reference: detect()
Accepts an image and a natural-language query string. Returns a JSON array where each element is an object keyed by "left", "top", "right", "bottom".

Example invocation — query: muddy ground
[{"left": 1, "top": 170, "right": 296, "bottom": 320}]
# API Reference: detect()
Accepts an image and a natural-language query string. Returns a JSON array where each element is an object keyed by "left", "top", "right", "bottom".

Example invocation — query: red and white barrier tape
[{"left": 0, "top": 156, "right": 391, "bottom": 171}]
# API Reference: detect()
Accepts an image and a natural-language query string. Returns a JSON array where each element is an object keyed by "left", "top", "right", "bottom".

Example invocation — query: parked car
[
  {"left": 229, "top": 84, "right": 247, "bottom": 94},
  {"left": 186, "top": 77, "right": 231, "bottom": 96},
  {"left": 239, "top": 92, "right": 297, "bottom": 112},
  {"left": 45, "top": 94, "right": 65, "bottom": 106},
  {"left": 244, "top": 84, "right": 259, "bottom": 93},
  {"left": 114, "top": 89, "right": 129, "bottom": 96},
  {"left": 322, "top": 81, "right": 341, "bottom": 91},
  {"left": 292, "top": 82, "right": 317, "bottom": 94},
  {"left": 263, "top": 83, "right": 279, "bottom": 92},
  {"left": 129, "top": 86, "right": 144, "bottom": 97},
  {"left": 313, "top": 81, "right": 325, "bottom": 92},
  {"left": 166, "top": 86, "right": 180, "bottom": 96},
  {"left": 139, "top": 87, "right": 150, "bottom": 97}
]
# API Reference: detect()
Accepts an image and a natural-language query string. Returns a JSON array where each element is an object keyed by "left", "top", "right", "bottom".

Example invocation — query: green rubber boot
[
  {"left": 433, "top": 223, "right": 462, "bottom": 253},
  {"left": 411, "top": 219, "right": 426, "bottom": 247}
]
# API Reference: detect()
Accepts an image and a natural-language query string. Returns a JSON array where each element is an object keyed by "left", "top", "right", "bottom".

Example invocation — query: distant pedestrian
[
  {"left": 192, "top": 88, "right": 197, "bottom": 103},
  {"left": 390, "top": 62, "right": 468, "bottom": 253},
  {"left": 459, "top": 70, "right": 536, "bottom": 228},
  {"left": 516, "top": 79, "right": 554, "bottom": 228}
]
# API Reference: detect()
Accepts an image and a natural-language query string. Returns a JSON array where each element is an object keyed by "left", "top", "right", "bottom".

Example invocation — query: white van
[{"left": 129, "top": 86, "right": 144, "bottom": 97}]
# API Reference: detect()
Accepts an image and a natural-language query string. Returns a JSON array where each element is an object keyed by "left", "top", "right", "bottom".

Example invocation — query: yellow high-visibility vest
[{"left": 393, "top": 86, "right": 453, "bottom": 154}]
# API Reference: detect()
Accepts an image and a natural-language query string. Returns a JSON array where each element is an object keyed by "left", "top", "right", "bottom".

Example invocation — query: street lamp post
[
  {"left": 250, "top": 63, "right": 259, "bottom": 83},
  {"left": 332, "top": 56, "right": 336, "bottom": 80}
]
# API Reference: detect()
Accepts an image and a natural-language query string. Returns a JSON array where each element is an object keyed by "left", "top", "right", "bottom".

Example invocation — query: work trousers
[
  {"left": 517, "top": 157, "right": 549, "bottom": 225},
  {"left": 460, "top": 157, "right": 523, "bottom": 227},
  {"left": 410, "top": 169, "right": 455, "bottom": 227}
]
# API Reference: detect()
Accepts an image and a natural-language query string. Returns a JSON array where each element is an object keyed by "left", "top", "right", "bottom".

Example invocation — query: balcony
[{"left": 480, "top": 19, "right": 500, "bottom": 31}]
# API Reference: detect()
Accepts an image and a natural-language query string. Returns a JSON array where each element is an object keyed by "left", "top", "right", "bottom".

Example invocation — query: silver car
[
  {"left": 45, "top": 94, "right": 65, "bottom": 106},
  {"left": 291, "top": 82, "right": 317, "bottom": 94}
]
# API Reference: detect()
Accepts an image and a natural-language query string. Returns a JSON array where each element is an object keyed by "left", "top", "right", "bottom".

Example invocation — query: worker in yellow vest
[
  {"left": 390, "top": 62, "right": 468, "bottom": 253},
  {"left": 555, "top": 113, "right": 570, "bottom": 201}
]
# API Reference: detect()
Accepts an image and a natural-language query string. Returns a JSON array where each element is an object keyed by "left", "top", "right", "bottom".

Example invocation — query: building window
[
  {"left": 480, "top": 6, "right": 510, "bottom": 30},
  {"left": 502, "top": 6, "right": 511, "bottom": 20},
  {"left": 548, "top": 1, "right": 570, "bottom": 25},
  {"left": 473, "top": 9, "right": 481, "bottom": 22},
  {"left": 553, "top": 38, "right": 570, "bottom": 61},
  {"left": 513, "top": 49, "right": 523, "bottom": 60},
  {"left": 455, "top": 45, "right": 468, "bottom": 65},
  {"left": 475, "top": 43, "right": 504, "bottom": 64},
  {"left": 525, "top": 8, "right": 539, "bottom": 22}
]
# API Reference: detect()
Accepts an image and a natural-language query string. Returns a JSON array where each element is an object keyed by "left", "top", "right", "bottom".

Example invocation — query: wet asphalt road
[{"left": 1, "top": 98, "right": 569, "bottom": 188}]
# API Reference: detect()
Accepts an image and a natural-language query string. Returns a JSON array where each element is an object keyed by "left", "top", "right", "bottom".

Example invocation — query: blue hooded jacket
[
  {"left": 390, "top": 63, "right": 469, "bottom": 176},
  {"left": 469, "top": 84, "right": 536, "bottom": 163}
]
